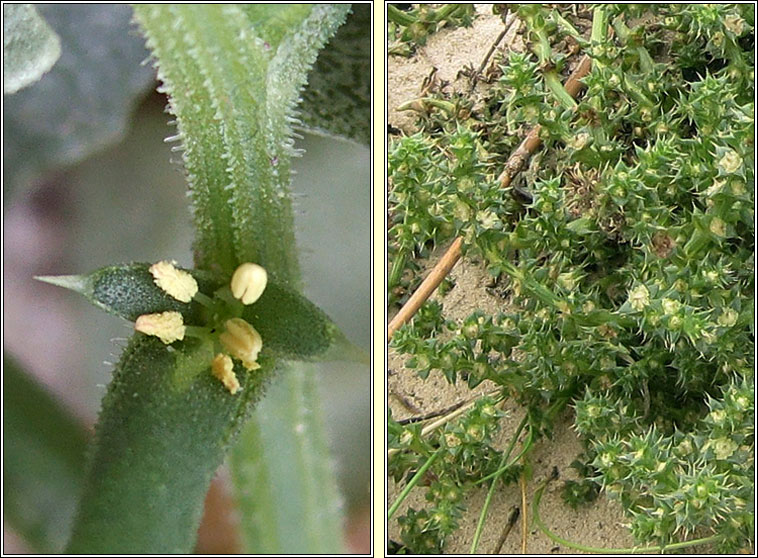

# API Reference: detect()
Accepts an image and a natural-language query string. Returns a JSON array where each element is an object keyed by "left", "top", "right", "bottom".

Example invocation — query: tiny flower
[
  {"left": 709, "top": 409, "right": 727, "bottom": 425},
  {"left": 723, "top": 15, "right": 745, "bottom": 35},
  {"left": 676, "top": 439, "right": 693, "bottom": 458},
  {"left": 661, "top": 298, "right": 681, "bottom": 315},
  {"left": 211, "top": 353, "right": 240, "bottom": 394},
  {"left": 628, "top": 284, "right": 650, "bottom": 311},
  {"left": 230, "top": 263, "right": 268, "bottom": 305},
  {"left": 399, "top": 429, "right": 414, "bottom": 445},
  {"left": 718, "top": 149, "right": 742, "bottom": 174},
  {"left": 219, "top": 318, "right": 262, "bottom": 370},
  {"left": 718, "top": 307, "right": 738, "bottom": 327},
  {"left": 467, "top": 424, "right": 484, "bottom": 441},
  {"left": 713, "top": 437, "right": 738, "bottom": 460},
  {"left": 557, "top": 272, "right": 578, "bottom": 291},
  {"left": 709, "top": 217, "right": 726, "bottom": 237},
  {"left": 705, "top": 179, "right": 725, "bottom": 197},
  {"left": 567, "top": 132, "right": 590, "bottom": 150},
  {"left": 150, "top": 260, "right": 198, "bottom": 303},
  {"left": 134, "top": 311, "right": 185, "bottom": 344},
  {"left": 476, "top": 210, "right": 500, "bottom": 229},
  {"left": 668, "top": 315, "right": 683, "bottom": 330},
  {"left": 445, "top": 432, "right": 461, "bottom": 447},
  {"left": 731, "top": 180, "right": 746, "bottom": 196}
]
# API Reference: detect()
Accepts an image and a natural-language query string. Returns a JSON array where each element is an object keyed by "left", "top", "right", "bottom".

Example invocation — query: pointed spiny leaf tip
[
  {"left": 134, "top": 311, "right": 186, "bottom": 344},
  {"left": 34, "top": 274, "right": 90, "bottom": 295},
  {"left": 211, "top": 353, "right": 240, "bottom": 394},
  {"left": 149, "top": 260, "right": 198, "bottom": 303},
  {"left": 230, "top": 262, "right": 267, "bottom": 305},
  {"left": 219, "top": 318, "right": 262, "bottom": 371}
]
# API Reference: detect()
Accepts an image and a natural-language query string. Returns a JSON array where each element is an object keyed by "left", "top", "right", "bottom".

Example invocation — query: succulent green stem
[{"left": 388, "top": 447, "right": 443, "bottom": 520}]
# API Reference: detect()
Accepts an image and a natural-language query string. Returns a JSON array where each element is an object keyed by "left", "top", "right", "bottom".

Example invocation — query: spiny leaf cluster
[{"left": 389, "top": 3, "right": 753, "bottom": 552}]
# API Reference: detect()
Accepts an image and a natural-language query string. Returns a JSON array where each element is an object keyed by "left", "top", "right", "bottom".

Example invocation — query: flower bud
[
  {"left": 219, "top": 318, "right": 262, "bottom": 370},
  {"left": 230, "top": 263, "right": 267, "bottom": 305},
  {"left": 628, "top": 284, "right": 650, "bottom": 311}
]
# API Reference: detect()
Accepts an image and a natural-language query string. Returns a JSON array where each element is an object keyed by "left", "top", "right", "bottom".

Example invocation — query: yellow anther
[
  {"left": 211, "top": 353, "right": 240, "bottom": 394},
  {"left": 219, "top": 318, "right": 262, "bottom": 371},
  {"left": 149, "top": 260, "right": 198, "bottom": 303},
  {"left": 230, "top": 263, "right": 267, "bottom": 305},
  {"left": 134, "top": 311, "right": 185, "bottom": 344}
]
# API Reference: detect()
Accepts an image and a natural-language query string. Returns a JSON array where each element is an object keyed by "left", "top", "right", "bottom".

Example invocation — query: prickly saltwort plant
[
  {"left": 389, "top": 397, "right": 509, "bottom": 553},
  {"left": 388, "top": 3, "right": 475, "bottom": 53},
  {"left": 389, "top": 3, "right": 753, "bottom": 553},
  {"left": 388, "top": 126, "right": 505, "bottom": 306}
]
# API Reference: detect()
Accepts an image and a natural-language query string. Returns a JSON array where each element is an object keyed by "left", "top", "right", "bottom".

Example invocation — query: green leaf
[
  {"left": 3, "top": 5, "right": 155, "bottom": 196},
  {"left": 36, "top": 263, "right": 216, "bottom": 323},
  {"left": 230, "top": 362, "right": 345, "bottom": 553},
  {"left": 299, "top": 4, "right": 371, "bottom": 145},
  {"left": 65, "top": 335, "right": 277, "bottom": 553},
  {"left": 132, "top": 4, "right": 351, "bottom": 281},
  {"left": 3, "top": 355, "right": 87, "bottom": 553},
  {"left": 3, "top": 4, "right": 61, "bottom": 94}
]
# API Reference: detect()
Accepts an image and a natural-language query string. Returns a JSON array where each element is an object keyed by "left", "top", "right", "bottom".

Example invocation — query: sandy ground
[{"left": 387, "top": 5, "right": 640, "bottom": 554}]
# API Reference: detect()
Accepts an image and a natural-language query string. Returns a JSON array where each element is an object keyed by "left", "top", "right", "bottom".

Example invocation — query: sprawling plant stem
[{"left": 65, "top": 5, "right": 351, "bottom": 553}]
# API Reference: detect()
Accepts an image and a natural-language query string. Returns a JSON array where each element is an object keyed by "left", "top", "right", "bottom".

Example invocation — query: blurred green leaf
[
  {"left": 3, "top": 4, "right": 61, "bottom": 94},
  {"left": 3, "top": 4, "right": 155, "bottom": 196},
  {"left": 231, "top": 362, "right": 345, "bottom": 553},
  {"left": 3, "top": 355, "right": 88, "bottom": 553}
]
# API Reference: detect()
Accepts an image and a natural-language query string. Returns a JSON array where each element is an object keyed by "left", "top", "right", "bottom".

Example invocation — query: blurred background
[{"left": 3, "top": 4, "right": 370, "bottom": 553}]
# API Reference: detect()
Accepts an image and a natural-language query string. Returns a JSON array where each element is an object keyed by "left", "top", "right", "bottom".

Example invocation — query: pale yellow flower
[
  {"left": 709, "top": 217, "right": 726, "bottom": 237},
  {"left": 628, "top": 284, "right": 650, "bottom": 311},
  {"left": 718, "top": 149, "right": 743, "bottom": 174},
  {"left": 718, "top": 308, "right": 738, "bottom": 327}
]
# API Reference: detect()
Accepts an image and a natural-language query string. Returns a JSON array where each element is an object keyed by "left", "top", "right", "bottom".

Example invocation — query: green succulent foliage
[
  {"left": 133, "top": 4, "right": 350, "bottom": 281},
  {"left": 67, "top": 335, "right": 277, "bottom": 553},
  {"left": 387, "top": 126, "right": 510, "bottom": 306},
  {"left": 390, "top": 397, "right": 512, "bottom": 553},
  {"left": 389, "top": 3, "right": 754, "bottom": 552},
  {"left": 388, "top": 3, "right": 475, "bottom": 55},
  {"left": 35, "top": 4, "right": 362, "bottom": 554}
]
